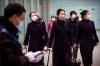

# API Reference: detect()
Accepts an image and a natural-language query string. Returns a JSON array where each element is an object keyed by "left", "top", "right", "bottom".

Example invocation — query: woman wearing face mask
[
  {"left": 47, "top": 15, "right": 56, "bottom": 35},
  {"left": 22, "top": 12, "right": 48, "bottom": 66},
  {"left": 68, "top": 11, "right": 79, "bottom": 61},
  {"left": 74, "top": 10, "right": 99, "bottom": 66},
  {"left": 46, "top": 8, "right": 72, "bottom": 66}
]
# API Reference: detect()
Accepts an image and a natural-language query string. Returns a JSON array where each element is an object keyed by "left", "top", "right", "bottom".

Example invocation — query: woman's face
[
  {"left": 84, "top": 12, "right": 90, "bottom": 20},
  {"left": 51, "top": 17, "right": 56, "bottom": 22},
  {"left": 31, "top": 13, "right": 38, "bottom": 21},
  {"left": 31, "top": 13, "right": 36, "bottom": 18},
  {"left": 58, "top": 11, "right": 66, "bottom": 21}
]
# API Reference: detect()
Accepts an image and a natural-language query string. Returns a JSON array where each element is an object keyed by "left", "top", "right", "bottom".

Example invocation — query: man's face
[
  {"left": 18, "top": 12, "right": 25, "bottom": 21},
  {"left": 13, "top": 12, "right": 25, "bottom": 26}
]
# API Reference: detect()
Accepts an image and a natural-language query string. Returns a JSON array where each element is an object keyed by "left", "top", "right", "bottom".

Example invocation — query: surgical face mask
[
  {"left": 59, "top": 15, "right": 66, "bottom": 21},
  {"left": 15, "top": 17, "right": 21, "bottom": 27},
  {"left": 17, "top": 22, "right": 23, "bottom": 30},
  {"left": 16, "top": 18, "right": 24, "bottom": 29},
  {"left": 87, "top": 15, "right": 90, "bottom": 19},
  {"left": 72, "top": 15, "right": 76, "bottom": 19},
  {"left": 51, "top": 18, "right": 55, "bottom": 21},
  {"left": 32, "top": 16, "right": 38, "bottom": 21}
]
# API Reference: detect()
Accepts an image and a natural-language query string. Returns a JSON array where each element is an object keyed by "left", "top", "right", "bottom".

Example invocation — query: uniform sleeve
[
  {"left": 23, "top": 24, "right": 30, "bottom": 45},
  {"left": 92, "top": 21, "right": 99, "bottom": 43},
  {"left": 75, "top": 22, "right": 81, "bottom": 44},
  {"left": 67, "top": 22, "right": 73, "bottom": 46},
  {"left": 47, "top": 22, "right": 55, "bottom": 48},
  {"left": 42, "top": 21, "right": 48, "bottom": 46},
  {"left": 0, "top": 33, "right": 29, "bottom": 66},
  {"left": 42, "top": 20, "right": 46, "bottom": 30}
]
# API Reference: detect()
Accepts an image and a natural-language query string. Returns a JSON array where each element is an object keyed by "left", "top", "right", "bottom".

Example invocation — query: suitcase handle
[{"left": 47, "top": 49, "right": 51, "bottom": 66}]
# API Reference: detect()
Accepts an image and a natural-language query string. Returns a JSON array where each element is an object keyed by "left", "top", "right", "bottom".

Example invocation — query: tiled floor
[{"left": 44, "top": 30, "right": 100, "bottom": 66}]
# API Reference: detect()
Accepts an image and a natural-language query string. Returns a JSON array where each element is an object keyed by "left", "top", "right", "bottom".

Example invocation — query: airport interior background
[{"left": 0, "top": 0, "right": 100, "bottom": 66}]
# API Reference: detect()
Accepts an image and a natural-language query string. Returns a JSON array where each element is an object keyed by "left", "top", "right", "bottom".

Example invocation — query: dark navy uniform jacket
[
  {"left": 0, "top": 16, "right": 29, "bottom": 66},
  {"left": 47, "top": 18, "right": 72, "bottom": 66},
  {"left": 68, "top": 18, "right": 79, "bottom": 43},
  {"left": 75, "top": 19, "right": 99, "bottom": 65},
  {"left": 23, "top": 21, "right": 48, "bottom": 52}
]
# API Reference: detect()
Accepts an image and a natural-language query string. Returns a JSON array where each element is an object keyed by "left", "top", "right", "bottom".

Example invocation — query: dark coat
[
  {"left": 75, "top": 19, "right": 99, "bottom": 65},
  {"left": 68, "top": 18, "right": 79, "bottom": 43},
  {"left": 38, "top": 18, "right": 46, "bottom": 30},
  {"left": 0, "top": 16, "right": 29, "bottom": 66},
  {"left": 48, "top": 18, "right": 72, "bottom": 66},
  {"left": 23, "top": 20, "right": 48, "bottom": 52}
]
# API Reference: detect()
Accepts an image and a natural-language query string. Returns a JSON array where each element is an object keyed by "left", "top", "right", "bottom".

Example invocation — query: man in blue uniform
[{"left": 0, "top": 3, "right": 45, "bottom": 66}]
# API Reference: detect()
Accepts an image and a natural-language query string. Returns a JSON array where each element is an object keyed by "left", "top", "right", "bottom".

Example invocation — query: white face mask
[
  {"left": 72, "top": 15, "right": 76, "bottom": 19},
  {"left": 15, "top": 17, "right": 21, "bottom": 27},
  {"left": 51, "top": 18, "right": 55, "bottom": 21},
  {"left": 16, "top": 18, "right": 24, "bottom": 28},
  {"left": 17, "top": 22, "right": 23, "bottom": 30},
  {"left": 87, "top": 15, "right": 90, "bottom": 19},
  {"left": 32, "top": 16, "right": 38, "bottom": 21},
  {"left": 59, "top": 15, "right": 66, "bottom": 21}
]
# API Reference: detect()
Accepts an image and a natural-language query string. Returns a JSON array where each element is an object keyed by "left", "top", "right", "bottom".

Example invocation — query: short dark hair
[
  {"left": 56, "top": 8, "right": 65, "bottom": 16},
  {"left": 80, "top": 10, "right": 89, "bottom": 18},
  {"left": 4, "top": 3, "right": 26, "bottom": 19},
  {"left": 29, "top": 12, "right": 35, "bottom": 18},
  {"left": 51, "top": 15, "right": 56, "bottom": 18},
  {"left": 70, "top": 11, "right": 77, "bottom": 16}
]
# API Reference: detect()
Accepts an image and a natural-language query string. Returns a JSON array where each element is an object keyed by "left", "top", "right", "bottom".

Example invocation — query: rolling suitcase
[{"left": 71, "top": 46, "right": 81, "bottom": 66}]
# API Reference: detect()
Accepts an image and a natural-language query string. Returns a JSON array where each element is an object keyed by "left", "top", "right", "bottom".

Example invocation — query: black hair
[
  {"left": 70, "top": 11, "right": 77, "bottom": 16},
  {"left": 29, "top": 12, "right": 35, "bottom": 18},
  {"left": 80, "top": 10, "right": 89, "bottom": 18},
  {"left": 4, "top": 3, "right": 26, "bottom": 19},
  {"left": 56, "top": 8, "right": 65, "bottom": 16},
  {"left": 51, "top": 15, "right": 56, "bottom": 18}
]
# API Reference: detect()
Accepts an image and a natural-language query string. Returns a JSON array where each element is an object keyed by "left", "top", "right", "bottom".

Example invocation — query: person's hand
[
  {"left": 43, "top": 46, "right": 48, "bottom": 52},
  {"left": 22, "top": 45, "right": 26, "bottom": 49},
  {"left": 25, "top": 51, "right": 46, "bottom": 63},
  {"left": 73, "top": 43, "right": 77, "bottom": 48},
  {"left": 33, "top": 54, "right": 43, "bottom": 63},
  {"left": 25, "top": 51, "right": 36, "bottom": 62},
  {"left": 33, "top": 51, "right": 46, "bottom": 63}
]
